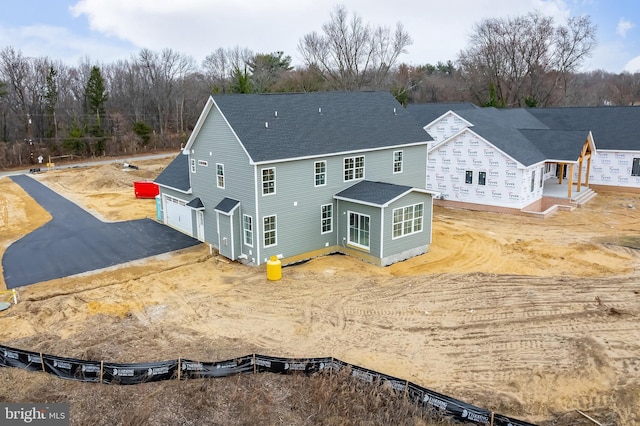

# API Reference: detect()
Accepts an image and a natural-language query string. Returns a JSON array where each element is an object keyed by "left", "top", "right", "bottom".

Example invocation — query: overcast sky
[{"left": 1, "top": 0, "right": 639, "bottom": 73}]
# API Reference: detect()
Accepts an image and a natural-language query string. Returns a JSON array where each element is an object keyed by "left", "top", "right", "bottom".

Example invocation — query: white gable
[
  {"left": 427, "top": 128, "right": 542, "bottom": 209},
  {"left": 424, "top": 111, "right": 474, "bottom": 146}
]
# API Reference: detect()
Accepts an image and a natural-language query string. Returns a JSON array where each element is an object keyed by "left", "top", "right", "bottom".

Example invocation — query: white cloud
[
  {"left": 617, "top": 18, "right": 635, "bottom": 38},
  {"left": 69, "top": 0, "right": 573, "bottom": 67},
  {"left": 0, "top": 23, "right": 132, "bottom": 64},
  {"left": 623, "top": 56, "right": 640, "bottom": 73}
]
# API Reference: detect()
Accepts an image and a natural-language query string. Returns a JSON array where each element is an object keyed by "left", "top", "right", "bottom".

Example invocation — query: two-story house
[{"left": 155, "top": 91, "right": 436, "bottom": 266}]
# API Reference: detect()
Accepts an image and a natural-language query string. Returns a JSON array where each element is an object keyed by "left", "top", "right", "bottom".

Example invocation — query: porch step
[{"left": 571, "top": 188, "right": 597, "bottom": 206}]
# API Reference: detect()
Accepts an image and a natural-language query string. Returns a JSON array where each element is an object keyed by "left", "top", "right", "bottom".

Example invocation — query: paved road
[
  {"left": 3, "top": 175, "right": 199, "bottom": 289},
  {"left": 0, "top": 152, "right": 177, "bottom": 178}
]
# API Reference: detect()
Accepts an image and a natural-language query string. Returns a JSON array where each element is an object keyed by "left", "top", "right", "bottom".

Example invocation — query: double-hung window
[
  {"left": 243, "top": 215, "right": 253, "bottom": 247},
  {"left": 632, "top": 158, "right": 640, "bottom": 176},
  {"left": 393, "top": 150, "right": 403, "bottom": 173},
  {"left": 478, "top": 171, "right": 486, "bottom": 186},
  {"left": 344, "top": 156, "right": 364, "bottom": 181},
  {"left": 321, "top": 204, "right": 332, "bottom": 234},
  {"left": 216, "top": 163, "right": 225, "bottom": 188},
  {"left": 263, "top": 215, "right": 276, "bottom": 247},
  {"left": 465, "top": 170, "right": 473, "bottom": 184},
  {"left": 190, "top": 159, "right": 196, "bottom": 173},
  {"left": 262, "top": 168, "right": 275, "bottom": 195},
  {"left": 315, "top": 161, "right": 326, "bottom": 186}
]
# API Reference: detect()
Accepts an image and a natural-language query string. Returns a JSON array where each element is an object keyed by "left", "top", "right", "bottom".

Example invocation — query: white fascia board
[
  {"left": 381, "top": 188, "right": 439, "bottom": 207},
  {"left": 335, "top": 188, "right": 439, "bottom": 209},
  {"left": 424, "top": 110, "right": 473, "bottom": 130},
  {"left": 427, "top": 127, "right": 468, "bottom": 153},
  {"left": 156, "top": 183, "right": 192, "bottom": 194},
  {"left": 183, "top": 96, "right": 215, "bottom": 153},
  {"left": 430, "top": 127, "right": 527, "bottom": 170},
  {"left": 596, "top": 148, "right": 640, "bottom": 154},
  {"left": 333, "top": 195, "right": 383, "bottom": 208},
  {"left": 251, "top": 140, "right": 431, "bottom": 166},
  {"left": 182, "top": 96, "right": 254, "bottom": 164},
  {"left": 587, "top": 131, "right": 597, "bottom": 153}
]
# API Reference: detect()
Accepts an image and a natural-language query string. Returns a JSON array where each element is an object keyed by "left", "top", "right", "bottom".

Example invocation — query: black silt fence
[{"left": 0, "top": 344, "right": 536, "bottom": 426}]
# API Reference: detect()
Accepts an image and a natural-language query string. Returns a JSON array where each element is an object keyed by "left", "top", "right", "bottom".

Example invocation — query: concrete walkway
[{"left": 2, "top": 175, "right": 199, "bottom": 289}]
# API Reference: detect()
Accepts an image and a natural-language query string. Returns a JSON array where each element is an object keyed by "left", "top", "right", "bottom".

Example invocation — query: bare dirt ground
[{"left": 1, "top": 159, "right": 639, "bottom": 425}]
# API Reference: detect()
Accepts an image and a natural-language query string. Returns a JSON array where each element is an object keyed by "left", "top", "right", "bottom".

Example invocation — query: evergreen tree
[
  {"left": 44, "top": 66, "right": 58, "bottom": 138},
  {"left": 85, "top": 65, "right": 108, "bottom": 136}
]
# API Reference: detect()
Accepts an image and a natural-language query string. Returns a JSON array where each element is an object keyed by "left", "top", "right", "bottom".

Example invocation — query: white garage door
[{"left": 164, "top": 195, "right": 193, "bottom": 235}]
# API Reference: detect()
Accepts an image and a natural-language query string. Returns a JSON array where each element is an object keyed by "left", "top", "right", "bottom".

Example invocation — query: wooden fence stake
[
  {"left": 99, "top": 361, "right": 104, "bottom": 384},
  {"left": 576, "top": 409, "right": 603, "bottom": 426},
  {"left": 177, "top": 357, "right": 181, "bottom": 380},
  {"left": 40, "top": 352, "right": 45, "bottom": 372},
  {"left": 490, "top": 411, "right": 494, "bottom": 426},
  {"left": 253, "top": 354, "right": 256, "bottom": 374}
]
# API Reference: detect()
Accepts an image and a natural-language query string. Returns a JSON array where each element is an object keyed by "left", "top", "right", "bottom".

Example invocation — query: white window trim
[
  {"left": 347, "top": 211, "right": 370, "bottom": 250},
  {"left": 190, "top": 159, "right": 196, "bottom": 173},
  {"left": 392, "top": 203, "right": 424, "bottom": 240},
  {"left": 263, "top": 214, "right": 277, "bottom": 247},
  {"left": 321, "top": 203, "right": 333, "bottom": 234},
  {"left": 393, "top": 150, "right": 403, "bottom": 174},
  {"left": 343, "top": 156, "right": 365, "bottom": 182},
  {"left": 216, "top": 163, "right": 225, "bottom": 189},
  {"left": 314, "top": 160, "right": 327, "bottom": 187},
  {"left": 243, "top": 214, "right": 253, "bottom": 247},
  {"left": 262, "top": 167, "right": 276, "bottom": 195}
]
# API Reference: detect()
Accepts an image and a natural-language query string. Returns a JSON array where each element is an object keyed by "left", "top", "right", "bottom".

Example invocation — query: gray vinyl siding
[
  {"left": 255, "top": 145, "right": 428, "bottom": 263},
  {"left": 359, "top": 145, "right": 427, "bottom": 187},
  {"left": 188, "top": 104, "right": 256, "bottom": 253},
  {"left": 335, "top": 200, "right": 382, "bottom": 256},
  {"left": 256, "top": 159, "right": 338, "bottom": 263},
  {"left": 383, "top": 191, "right": 433, "bottom": 258}
]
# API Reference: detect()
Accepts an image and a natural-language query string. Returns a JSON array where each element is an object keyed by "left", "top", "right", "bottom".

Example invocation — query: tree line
[{"left": 1, "top": 6, "right": 638, "bottom": 168}]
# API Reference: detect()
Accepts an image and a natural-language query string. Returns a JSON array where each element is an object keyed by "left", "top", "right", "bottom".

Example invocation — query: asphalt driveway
[{"left": 3, "top": 175, "right": 200, "bottom": 289}]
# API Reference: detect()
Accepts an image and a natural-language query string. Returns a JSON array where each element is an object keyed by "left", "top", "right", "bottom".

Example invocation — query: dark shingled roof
[
  {"left": 186, "top": 197, "right": 204, "bottom": 209},
  {"left": 214, "top": 197, "right": 240, "bottom": 214},
  {"left": 519, "top": 129, "right": 590, "bottom": 162},
  {"left": 334, "top": 180, "right": 414, "bottom": 206},
  {"left": 406, "top": 102, "right": 479, "bottom": 126},
  {"left": 154, "top": 154, "right": 190, "bottom": 192},
  {"left": 212, "top": 91, "right": 432, "bottom": 163},
  {"left": 528, "top": 106, "right": 640, "bottom": 151},
  {"left": 456, "top": 108, "right": 550, "bottom": 166}
]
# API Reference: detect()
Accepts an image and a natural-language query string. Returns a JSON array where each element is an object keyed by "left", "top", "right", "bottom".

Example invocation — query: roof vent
[
  {"left": 318, "top": 107, "right": 322, "bottom": 115},
  {"left": 274, "top": 110, "right": 278, "bottom": 118},
  {"left": 393, "top": 107, "right": 397, "bottom": 115},
  {"left": 265, "top": 121, "right": 269, "bottom": 128}
]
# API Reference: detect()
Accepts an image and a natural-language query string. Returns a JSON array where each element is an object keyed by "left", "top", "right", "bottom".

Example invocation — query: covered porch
[{"left": 542, "top": 178, "right": 596, "bottom": 204}]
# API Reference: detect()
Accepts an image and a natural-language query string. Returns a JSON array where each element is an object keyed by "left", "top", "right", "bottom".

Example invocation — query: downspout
[
  {"left": 380, "top": 206, "right": 385, "bottom": 260},
  {"left": 254, "top": 164, "right": 261, "bottom": 265}
]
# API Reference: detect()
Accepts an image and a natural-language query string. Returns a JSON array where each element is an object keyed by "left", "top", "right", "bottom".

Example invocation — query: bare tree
[
  {"left": 202, "top": 46, "right": 253, "bottom": 93},
  {"left": 458, "top": 12, "right": 597, "bottom": 107},
  {"left": 137, "top": 48, "right": 195, "bottom": 137},
  {"left": 298, "top": 5, "right": 412, "bottom": 91}
]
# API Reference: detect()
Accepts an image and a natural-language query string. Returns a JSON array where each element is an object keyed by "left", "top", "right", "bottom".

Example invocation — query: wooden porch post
[
  {"left": 558, "top": 164, "right": 564, "bottom": 184},
  {"left": 567, "top": 163, "right": 574, "bottom": 199},
  {"left": 585, "top": 156, "right": 591, "bottom": 186},
  {"left": 577, "top": 158, "right": 583, "bottom": 192}
]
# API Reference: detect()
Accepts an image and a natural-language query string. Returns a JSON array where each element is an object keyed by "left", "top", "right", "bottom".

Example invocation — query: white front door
[{"left": 196, "top": 211, "right": 205, "bottom": 242}]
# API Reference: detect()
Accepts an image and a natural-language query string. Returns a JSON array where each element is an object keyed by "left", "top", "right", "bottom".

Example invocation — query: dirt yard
[{"left": 1, "top": 158, "right": 639, "bottom": 425}]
